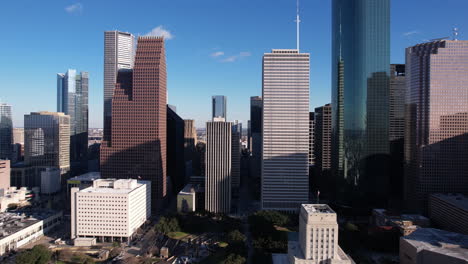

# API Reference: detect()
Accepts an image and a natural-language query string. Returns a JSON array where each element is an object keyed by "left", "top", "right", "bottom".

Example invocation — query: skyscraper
[
  {"left": 331, "top": 0, "right": 390, "bottom": 206},
  {"left": 231, "top": 121, "right": 241, "bottom": 189},
  {"left": 205, "top": 121, "right": 232, "bottom": 213},
  {"left": 405, "top": 40, "right": 468, "bottom": 212},
  {"left": 24, "top": 112, "right": 70, "bottom": 174},
  {"left": 309, "top": 112, "right": 315, "bottom": 166},
  {"left": 103, "top": 31, "right": 135, "bottom": 141},
  {"left": 250, "top": 96, "right": 262, "bottom": 157},
  {"left": 262, "top": 49, "right": 310, "bottom": 211},
  {"left": 212, "top": 95, "right": 227, "bottom": 120},
  {"left": 389, "top": 64, "right": 406, "bottom": 204},
  {"left": 389, "top": 64, "right": 406, "bottom": 142},
  {"left": 57, "top": 69, "right": 89, "bottom": 168},
  {"left": 0, "top": 103, "right": 12, "bottom": 160},
  {"left": 167, "top": 105, "right": 186, "bottom": 194},
  {"left": 101, "top": 36, "right": 167, "bottom": 213},
  {"left": 314, "top": 104, "right": 332, "bottom": 172}
]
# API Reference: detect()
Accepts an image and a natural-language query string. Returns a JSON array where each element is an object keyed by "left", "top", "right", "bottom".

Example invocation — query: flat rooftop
[
  {"left": 0, "top": 209, "right": 60, "bottom": 240},
  {"left": 302, "top": 204, "right": 335, "bottom": 214},
  {"left": 403, "top": 228, "right": 468, "bottom": 260},
  {"left": 79, "top": 179, "right": 149, "bottom": 194},
  {"left": 431, "top": 193, "right": 468, "bottom": 211},
  {"left": 68, "top": 172, "right": 101, "bottom": 182}
]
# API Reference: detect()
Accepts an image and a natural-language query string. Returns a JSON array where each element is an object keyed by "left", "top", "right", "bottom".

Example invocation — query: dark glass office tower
[
  {"left": 212, "top": 95, "right": 227, "bottom": 120},
  {"left": 331, "top": 0, "right": 390, "bottom": 207}
]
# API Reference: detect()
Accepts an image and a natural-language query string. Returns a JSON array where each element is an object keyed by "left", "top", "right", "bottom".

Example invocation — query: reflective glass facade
[
  {"left": 331, "top": 0, "right": 390, "bottom": 206},
  {"left": 212, "top": 95, "right": 227, "bottom": 120}
]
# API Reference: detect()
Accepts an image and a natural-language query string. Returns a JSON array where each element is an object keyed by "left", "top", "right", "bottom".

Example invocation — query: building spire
[{"left": 295, "top": 0, "right": 301, "bottom": 51}]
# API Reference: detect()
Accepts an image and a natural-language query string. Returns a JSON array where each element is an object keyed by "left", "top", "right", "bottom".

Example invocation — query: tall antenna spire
[{"left": 295, "top": 0, "right": 300, "bottom": 51}]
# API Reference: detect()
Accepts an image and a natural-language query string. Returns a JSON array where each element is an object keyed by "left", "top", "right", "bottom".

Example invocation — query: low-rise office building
[
  {"left": 0, "top": 187, "right": 37, "bottom": 212},
  {"left": 67, "top": 172, "right": 101, "bottom": 193},
  {"left": 0, "top": 210, "right": 62, "bottom": 256},
  {"left": 371, "top": 209, "right": 430, "bottom": 236},
  {"left": 429, "top": 193, "right": 468, "bottom": 235},
  {"left": 400, "top": 228, "right": 468, "bottom": 264},
  {"left": 71, "top": 178, "right": 151, "bottom": 242}
]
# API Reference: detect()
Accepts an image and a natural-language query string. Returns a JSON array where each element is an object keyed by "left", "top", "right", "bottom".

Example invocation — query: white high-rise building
[
  {"left": 262, "top": 49, "right": 310, "bottom": 211},
  {"left": 103, "top": 31, "right": 134, "bottom": 140},
  {"left": 70, "top": 179, "right": 151, "bottom": 242},
  {"left": 205, "top": 121, "right": 232, "bottom": 213}
]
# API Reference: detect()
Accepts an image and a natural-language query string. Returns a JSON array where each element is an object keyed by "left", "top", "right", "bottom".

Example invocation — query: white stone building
[
  {"left": 273, "top": 204, "right": 353, "bottom": 264},
  {"left": 71, "top": 179, "right": 150, "bottom": 242}
]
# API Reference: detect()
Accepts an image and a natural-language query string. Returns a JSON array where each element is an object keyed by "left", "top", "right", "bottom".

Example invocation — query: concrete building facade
[
  {"left": 24, "top": 112, "right": 70, "bottom": 176},
  {"left": 0, "top": 210, "right": 62, "bottom": 256},
  {"left": 262, "top": 49, "right": 310, "bottom": 211},
  {"left": 205, "top": 121, "right": 232, "bottom": 213},
  {"left": 0, "top": 160, "right": 10, "bottom": 190},
  {"left": 400, "top": 228, "right": 468, "bottom": 264},
  {"left": 71, "top": 179, "right": 151, "bottom": 242}
]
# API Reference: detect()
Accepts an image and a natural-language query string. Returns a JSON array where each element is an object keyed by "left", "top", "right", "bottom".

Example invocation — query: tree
[
  {"left": 16, "top": 245, "right": 52, "bottom": 264},
  {"left": 155, "top": 216, "right": 181, "bottom": 234},
  {"left": 223, "top": 253, "right": 246, "bottom": 264},
  {"left": 227, "top": 230, "right": 246, "bottom": 243}
]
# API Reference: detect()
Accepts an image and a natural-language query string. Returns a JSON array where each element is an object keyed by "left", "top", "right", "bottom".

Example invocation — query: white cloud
[
  {"left": 403, "top": 30, "right": 419, "bottom": 37},
  {"left": 145, "top": 26, "right": 174, "bottom": 40},
  {"left": 65, "top": 3, "right": 83, "bottom": 14},
  {"left": 220, "top": 51, "right": 251, "bottom": 62},
  {"left": 211, "top": 51, "right": 225, "bottom": 57}
]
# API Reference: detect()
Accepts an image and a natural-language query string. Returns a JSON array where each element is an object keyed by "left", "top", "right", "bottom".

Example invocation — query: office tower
[
  {"left": 389, "top": 64, "right": 406, "bottom": 205},
  {"left": 250, "top": 96, "right": 262, "bottom": 156},
  {"left": 405, "top": 40, "right": 468, "bottom": 212},
  {"left": 71, "top": 179, "right": 151, "bottom": 241},
  {"left": 167, "top": 105, "right": 186, "bottom": 194},
  {"left": 286, "top": 204, "right": 353, "bottom": 263},
  {"left": 101, "top": 36, "right": 167, "bottom": 213},
  {"left": 212, "top": 95, "right": 227, "bottom": 120},
  {"left": 205, "top": 121, "right": 232, "bottom": 213},
  {"left": 24, "top": 112, "right": 70, "bottom": 174},
  {"left": 314, "top": 104, "right": 332, "bottom": 172},
  {"left": 184, "top": 119, "right": 197, "bottom": 161},
  {"left": 309, "top": 112, "right": 315, "bottom": 166},
  {"left": 429, "top": 194, "right": 468, "bottom": 235},
  {"left": 231, "top": 121, "right": 241, "bottom": 189},
  {"left": 0, "top": 160, "right": 10, "bottom": 190},
  {"left": 262, "top": 49, "right": 310, "bottom": 211},
  {"left": 103, "top": 31, "right": 135, "bottom": 141},
  {"left": 331, "top": 0, "right": 390, "bottom": 206},
  {"left": 0, "top": 103, "right": 12, "bottom": 160},
  {"left": 57, "top": 69, "right": 89, "bottom": 169},
  {"left": 389, "top": 64, "right": 406, "bottom": 142},
  {"left": 13, "top": 128, "right": 24, "bottom": 145}
]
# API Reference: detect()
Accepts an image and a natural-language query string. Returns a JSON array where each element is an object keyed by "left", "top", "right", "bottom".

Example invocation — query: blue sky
[{"left": 1, "top": 0, "right": 467, "bottom": 128}]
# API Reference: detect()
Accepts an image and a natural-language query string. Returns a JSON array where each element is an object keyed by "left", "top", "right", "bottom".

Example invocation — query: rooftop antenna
[
  {"left": 453, "top": 27, "right": 459, "bottom": 41},
  {"left": 295, "top": 0, "right": 301, "bottom": 51}
]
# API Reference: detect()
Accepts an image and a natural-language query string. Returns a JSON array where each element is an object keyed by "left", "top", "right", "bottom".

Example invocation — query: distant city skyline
[{"left": 1, "top": 0, "right": 467, "bottom": 128}]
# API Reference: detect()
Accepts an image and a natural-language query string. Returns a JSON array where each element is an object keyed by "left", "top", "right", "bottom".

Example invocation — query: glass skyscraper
[
  {"left": 57, "top": 69, "right": 89, "bottom": 169},
  {"left": 0, "top": 103, "right": 13, "bottom": 160},
  {"left": 331, "top": 0, "right": 390, "bottom": 206},
  {"left": 212, "top": 95, "right": 227, "bottom": 120}
]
